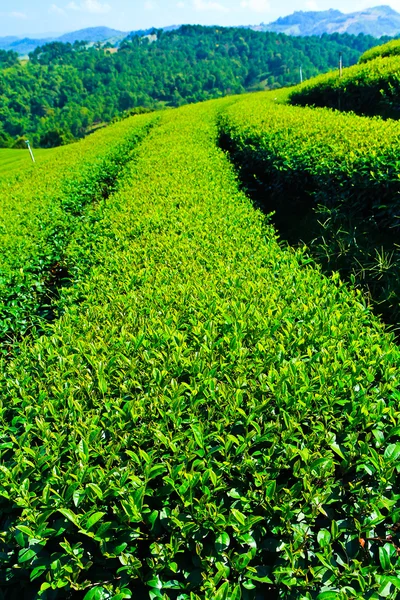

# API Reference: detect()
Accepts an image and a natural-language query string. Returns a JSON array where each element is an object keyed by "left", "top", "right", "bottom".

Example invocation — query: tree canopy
[{"left": 0, "top": 25, "right": 385, "bottom": 147}]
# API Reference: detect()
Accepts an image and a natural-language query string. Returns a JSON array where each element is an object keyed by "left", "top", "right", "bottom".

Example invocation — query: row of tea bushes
[
  {"left": 359, "top": 39, "right": 400, "bottom": 64},
  {"left": 0, "top": 113, "right": 157, "bottom": 352},
  {"left": 289, "top": 55, "right": 400, "bottom": 119},
  {"left": 218, "top": 91, "right": 400, "bottom": 325},
  {"left": 1, "top": 96, "right": 400, "bottom": 598}
]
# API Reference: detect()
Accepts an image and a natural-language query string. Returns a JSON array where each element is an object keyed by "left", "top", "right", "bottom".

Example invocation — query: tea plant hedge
[
  {"left": 1, "top": 97, "right": 400, "bottom": 599},
  {"left": 219, "top": 92, "right": 400, "bottom": 325},
  {"left": 289, "top": 55, "right": 400, "bottom": 119},
  {"left": 359, "top": 39, "right": 400, "bottom": 64},
  {"left": 0, "top": 113, "right": 157, "bottom": 352}
]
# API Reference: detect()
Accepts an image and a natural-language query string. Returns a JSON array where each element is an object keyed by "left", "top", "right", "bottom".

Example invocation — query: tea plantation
[
  {"left": 219, "top": 89, "right": 400, "bottom": 328},
  {"left": 1, "top": 86, "right": 400, "bottom": 599}
]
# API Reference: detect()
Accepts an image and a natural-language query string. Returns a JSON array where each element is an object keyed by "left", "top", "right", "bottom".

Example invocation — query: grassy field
[{"left": 0, "top": 147, "right": 60, "bottom": 176}]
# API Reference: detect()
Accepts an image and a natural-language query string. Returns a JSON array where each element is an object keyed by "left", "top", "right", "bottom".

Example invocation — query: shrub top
[{"left": 359, "top": 38, "right": 400, "bottom": 63}]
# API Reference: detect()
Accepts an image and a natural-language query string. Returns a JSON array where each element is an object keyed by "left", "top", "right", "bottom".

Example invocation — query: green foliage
[
  {"left": 0, "top": 112, "right": 157, "bottom": 351},
  {"left": 0, "top": 95, "right": 400, "bottom": 599},
  {"left": 359, "top": 39, "right": 400, "bottom": 63},
  {"left": 218, "top": 90, "right": 400, "bottom": 326},
  {"left": 0, "top": 49, "right": 19, "bottom": 68},
  {"left": 289, "top": 54, "right": 400, "bottom": 119},
  {"left": 0, "top": 26, "right": 382, "bottom": 147},
  {"left": 0, "top": 147, "right": 58, "bottom": 175}
]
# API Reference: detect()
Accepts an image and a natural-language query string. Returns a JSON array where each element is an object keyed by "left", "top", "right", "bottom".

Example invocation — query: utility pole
[
  {"left": 339, "top": 52, "right": 343, "bottom": 77},
  {"left": 300, "top": 65, "right": 303, "bottom": 84},
  {"left": 25, "top": 139, "right": 35, "bottom": 163}
]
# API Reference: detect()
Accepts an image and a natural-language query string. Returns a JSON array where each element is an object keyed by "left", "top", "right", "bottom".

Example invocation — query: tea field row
[
  {"left": 359, "top": 39, "right": 400, "bottom": 63},
  {"left": 289, "top": 54, "right": 400, "bottom": 119},
  {"left": 1, "top": 94, "right": 400, "bottom": 599},
  {"left": 219, "top": 91, "right": 400, "bottom": 327},
  {"left": 0, "top": 112, "right": 158, "bottom": 350}
]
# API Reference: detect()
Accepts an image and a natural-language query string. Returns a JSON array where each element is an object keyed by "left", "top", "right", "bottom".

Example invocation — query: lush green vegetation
[
  {"left": 0, "top": 147, "right": 59, "bottom": 176},
  {"left": 0, "top": 26, "right": 382, "bottom": 148},
  {"left": 219, "top": 90, "right": 400, "bottom": 328},
  {"left": 1, "top": 90, "right": 400, "bottom": 599},
  {"left": 289, "top": 53, "right": 400, "bottom": 119},
  {"left": 359, "top": 39, "right": 400, "bottom": 63},
  {"left": 0, "top": 113, "right": 157, "bottom": 349},
  {"left": 0, "top": 49, "right": 19, "bottom": 68}
]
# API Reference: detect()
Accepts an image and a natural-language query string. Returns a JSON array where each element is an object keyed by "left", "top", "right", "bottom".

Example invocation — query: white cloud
[
  {"left": 193, "top": 0, "right": 229, "bottom": 12},
  {"left": 177, "top": 1, "right": 185, "bottom": 7},
  {"left": 144, "top": 0, "right": 157, "bottom": 9},
  {"left": 49, "top": 4, "right": 67, "bottom": 15},
  {"left": 67, "top": 0, "right": 111, "bottom": 14},
  {"left": 241, "top": 0, "right": 270, "bottom": 13},
  {"left": 305, "top": 0, "right": 318, "bottom": 9},
  {"left": 9, "top": 11, "right": 28, "bottom": 19}
]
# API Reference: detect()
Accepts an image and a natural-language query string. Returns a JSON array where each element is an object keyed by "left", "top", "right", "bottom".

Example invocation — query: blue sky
[{"left": 0, "top": 0, "right": 397, "bottom": 37}]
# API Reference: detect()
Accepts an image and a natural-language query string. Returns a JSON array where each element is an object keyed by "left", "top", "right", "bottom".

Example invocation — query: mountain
[
  {"left": 260, "top": 5, "right": 400, "bottom": 37},
  {"left": 0, "top": 26, "right": 129, "bottom": 55},
  {"left": 57, "top": 27, "right": 127, "bottom": 44},
  {"left": 0, "top": 36, "right": 20, "bottom": 44},
  {"left": 0, "top": 25, "right": 184, "bottom": 56},
  {"left": 1, "top": 37, "right": 53, "bottom": 55},
  {"left": 1, "top": 7, "right": 399, "bottom": 57}
]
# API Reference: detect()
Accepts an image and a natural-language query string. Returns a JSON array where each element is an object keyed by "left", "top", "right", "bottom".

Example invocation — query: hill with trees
[{"left": 0, "top": 25, "right": 386, "bottom": 148}]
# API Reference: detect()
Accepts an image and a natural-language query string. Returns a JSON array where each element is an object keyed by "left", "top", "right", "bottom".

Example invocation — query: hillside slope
[
  {"left": 1, "top": 91, "right": 400, "bottom": 599},
  {"left": 0, "top": 26, "right": 381, "bottom": 149}
]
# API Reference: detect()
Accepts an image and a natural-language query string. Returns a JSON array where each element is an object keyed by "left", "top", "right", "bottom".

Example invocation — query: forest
[{"left": 0, "top": 25, "right": 386, "bottom": 147}]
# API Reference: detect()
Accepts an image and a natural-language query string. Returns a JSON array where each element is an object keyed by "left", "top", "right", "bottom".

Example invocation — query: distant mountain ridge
[
  {"left": 0, "top": 27, "right": 129, "bottom": 55},
  {"left": 0, "top": 25, "right": 182, "bottom": 56},
  {"left": 1, "top": 6, "right": 399, "bottom": 56},
  {"left": 259, "top": 5, "right": 400, "bottom": 37},
  {"left": 57, "top": 27, "right": 127, "bottom": 44}
]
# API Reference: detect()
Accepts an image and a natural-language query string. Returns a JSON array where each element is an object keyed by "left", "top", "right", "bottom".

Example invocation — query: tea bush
[
  {"left": 1, "top": 98, "right": 400, "bottom": 599},
  {"left": 359, "top": 39, "right": 400, "bottom": 64},
  {"left": 289, "top": 55, "right": 400, "bottom": 119},
  {"left": 0, "top": 113, "right": 157, "bottom": 352},
  {"left": 218, "top": 91, "right": 400, "bottom": 326}
]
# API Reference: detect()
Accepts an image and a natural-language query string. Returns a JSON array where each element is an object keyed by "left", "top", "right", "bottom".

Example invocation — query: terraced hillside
[{"left": 1, "top": 91, "right": 400, "bottom": 600}]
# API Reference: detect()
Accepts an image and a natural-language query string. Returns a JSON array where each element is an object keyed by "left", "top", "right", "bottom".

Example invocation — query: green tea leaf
[
  {"left": 317, "top": 529, "right": 331, "bottom": 548},
  {"left": 214, "top": 582, "right": 230, "bottom": 600},
  {"left": 83, "top": 587, "right": 109, "bottom": 600},
  {"left": 58, "top": 508, "right": 80, "bottom": 527},
  {"left": 18, "top": 548, "right": 36, "bottom": 563},
  {"left": 215, "top": 532, "right": 230, "bottom": 553},
  {"left": 379, "top": 546, "right": 391, "bottom": 571},
  {"left": 384, "top": 443, "right": 400, "bottom": 462},
  {"left": 85, "top": 511, "right": 106, "bottom": 530}
]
